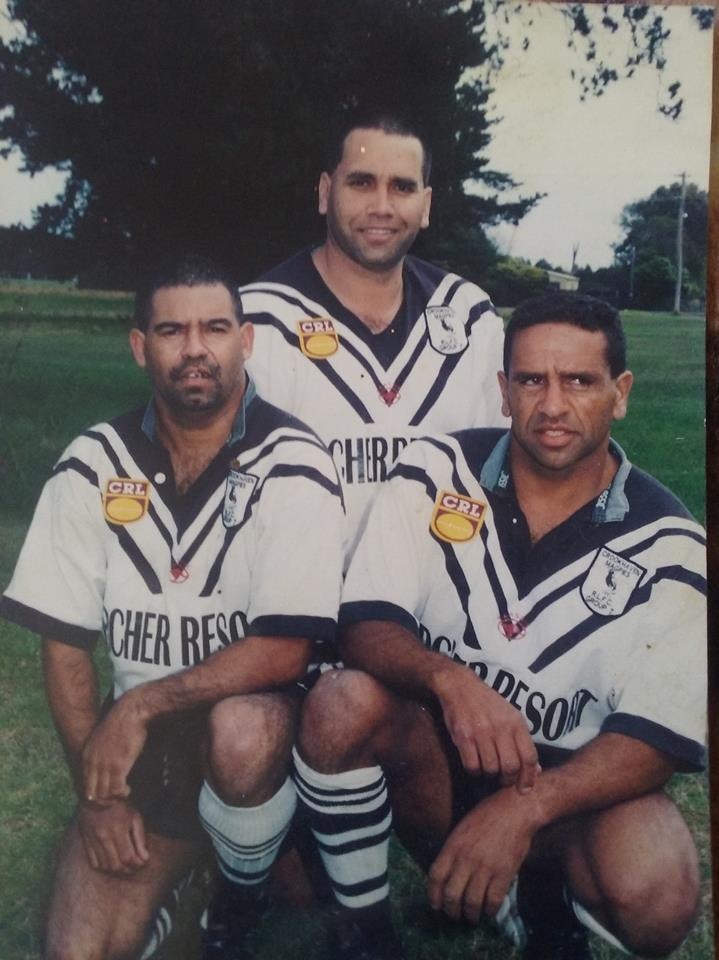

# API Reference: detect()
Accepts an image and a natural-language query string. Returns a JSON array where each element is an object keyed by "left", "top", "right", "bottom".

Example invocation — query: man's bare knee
[
  {"left": 298, "top": 669, "right": 393, "bottom": 770},
  {"left": 206, "top": 693, "right": 296, "bottom": 802},
  {"left": 569, "top": 792, "right": 700, "bottom": 956}
]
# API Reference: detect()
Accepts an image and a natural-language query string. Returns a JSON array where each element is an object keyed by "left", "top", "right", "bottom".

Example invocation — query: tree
[
  {"left": 0, "top": 1, "right": 711, "bottom": 285},
  {"left": 0, "top": 0, "right": 542, "bottom": 285},
  {"left": 614, "top": 181, "right": 708, "bottom": 310},
  {"left": 485, "top": 257, "right": 549, "bottom": 307}
]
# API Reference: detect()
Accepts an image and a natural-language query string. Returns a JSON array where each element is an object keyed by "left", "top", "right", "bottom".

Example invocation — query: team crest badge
[
  {"left": 425, "top": 306, "right": 468, "bottom": 355},
  {"left": 430, "top": 490, "right": 486, "bottom": 544},
  {"left": 581, "top": 547, "right": 645, "bottom": 617},
  {"left": 223, "top": 462, "right": 258, "bottom": 528},
  {"left": 297, "top": 317, "right": 339, "bottom": 359},
  {"left": 103, "top": 478, "right": 149, "bottom": 524}
]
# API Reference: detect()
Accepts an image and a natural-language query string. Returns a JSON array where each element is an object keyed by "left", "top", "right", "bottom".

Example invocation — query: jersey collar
[
  {"left": 141, "top": 375, "right": 256, "bottom": 446},
  {"left": 479, "top": 431, "right": 632, "bottom": 524}
]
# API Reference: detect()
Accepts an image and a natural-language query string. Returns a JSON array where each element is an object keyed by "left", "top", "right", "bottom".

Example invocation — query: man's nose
[
  {"left": 538, "top": 378, "right": 567, "bottom": 417},
  {"left": 182, "top": 326, "right": 207, "bottom": 357},
  {"left": 368, "top": 184, "right": 393, "bottom": 215}
]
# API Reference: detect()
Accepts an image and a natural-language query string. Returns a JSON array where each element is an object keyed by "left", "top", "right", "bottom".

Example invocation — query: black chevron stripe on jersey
[
  {"left": 175, "top": 503, "right": 224, "bottom": 570},
  {"left": 53, "top": 457, "right": 100, "bottom": 489},
  {"left": 54, "top": 452, "right": 166, "bottom": 594},
  {"left": 84, "top": 429, "right": 174, "bottom": 550},
  {"left": 251, "top": 312, "right": 376, "bottom": 421},
  {"left": 108, "top": 524, "right": 163, "bottom": 595},
  {"left": 264, "top": 463, "right": 343, "bottom": 500},
  {"left": 240, "top": 434, "right": 342, "bottom": 489},
  {"left": 390, "top": 461, "right": 482, "bottom": 650},
  {"left": 408, "top": 298, "right": 493, "bottom": 425},
  {"left": 624, "top": 525, "right": 707, "bottom": 557},
  {"left": 199, "top": 520, "right": 246, "bottom": 598}
]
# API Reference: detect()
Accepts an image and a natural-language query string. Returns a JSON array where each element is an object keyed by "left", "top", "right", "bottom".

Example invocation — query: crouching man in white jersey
[
  {"left": 0, "top": 254, "right": 345, "bottom": 960},
  {"left": 292, "top": 292, "right": 706, "bottom": 960},
  {"left": 242, "top": 110, "right": 507, "bottom": 557}
]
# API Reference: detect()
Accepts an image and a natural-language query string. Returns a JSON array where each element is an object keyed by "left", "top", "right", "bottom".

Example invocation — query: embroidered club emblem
[
  {"left": 498, "top": 615, "right": 527, "bottom": 640},
  {"left": 581, "top": 547, "right": 644, "bottom": 617},
  {"left": 103, "top": 478, "right": 150, "bottom": 524},
  {"left": 223, "top": 463, "right": 258, "bottom": 528},
  {"left": 378, "top": 384, "right": 401, "bottom": 406},
  {"left": 425, "top": 305, "right": 468, "bottom": 355},
  {"left": 430, "top": 490, "right": 486, "bottom": 544},
  {"left": 297, "top": 317, "right": 339, "bottom": 359}
]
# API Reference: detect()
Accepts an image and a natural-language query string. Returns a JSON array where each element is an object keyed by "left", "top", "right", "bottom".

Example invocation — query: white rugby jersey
[
  {"left": 243, "top": 249, "right": 507, "bottom": 553},
  {"left": 1, "top": 387, "right": 345, "bottom": 697},
  {"left": 341, "top": 429, "right": 707, "bottom": 771}
]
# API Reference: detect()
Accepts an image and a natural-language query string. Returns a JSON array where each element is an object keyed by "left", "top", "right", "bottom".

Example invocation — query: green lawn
[{"left": 0, "top": 289, "right": 709, "bottom": 959}]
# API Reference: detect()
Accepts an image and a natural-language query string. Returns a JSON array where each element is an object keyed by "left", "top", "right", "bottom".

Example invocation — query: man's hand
[
  {"left": 434, "top": 664, "right": 539, "bottom": 792},
  {"left": 427, "top": 786, "right": 539, "bottom": 923},
  {"left": 78, "top": 798, "right": 150, "bottom": 875},
  {"left": 82, "top": 693, "right": 148, "bottom": 803}
]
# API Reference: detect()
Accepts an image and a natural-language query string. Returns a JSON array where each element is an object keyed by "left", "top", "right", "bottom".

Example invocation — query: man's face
[
  {"left": 129, "top": 284, "right": 253, "bottom": 416},
  {"left": 497, "top": 322, "right": 633, "bottom": 477},
  {"left": 318, "top": 128, "right": 432, "bottom": 272}
]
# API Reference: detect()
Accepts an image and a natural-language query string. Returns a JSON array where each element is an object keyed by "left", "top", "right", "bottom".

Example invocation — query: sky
[{"left": 0, "top": 3, "right": 713, "bottom": 271}]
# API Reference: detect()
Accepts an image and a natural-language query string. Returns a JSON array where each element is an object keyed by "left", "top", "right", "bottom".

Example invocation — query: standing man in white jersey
[
  {"left": 242, "top": 111, "right": 507, "bottom": 555},
  {"left": 0, "top": 254, "right": 345, "bottom": 960},
  {"left": 292, "top": 293, "right": 706, "bottom": 960}
]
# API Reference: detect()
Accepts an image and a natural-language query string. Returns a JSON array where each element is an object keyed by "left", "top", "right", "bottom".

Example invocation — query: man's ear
[
  {"left": 420, "top": 186, "right": 432, "bottom": 230},
  {"left": 129, "top": 328, "right": 147, "bottom": 369},
  {"left": 497, "top": 370, "right": 511, "bottom": 418},
  {"left": 318, "top": 172, "right": 331, "bottom": 215},
  {"left": 240, "top": 321, "right": 254, "bottom": 362},
  {"left": 612, "top": 370, "right": 634, "bottom": 421}
]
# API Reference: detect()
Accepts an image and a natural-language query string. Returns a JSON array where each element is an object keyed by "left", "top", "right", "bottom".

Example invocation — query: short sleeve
[
  {"left": 601, "top": 530, "right": 707, "bottom": 771},
  {"left": 340, "top": 443, "right": 435, "bottom": 634},
  {"left": 246, "top": 438, "right": 345, "bottom": 642},
  {"left": 1, "top": 456, "right": 107, "bottom": 648}
]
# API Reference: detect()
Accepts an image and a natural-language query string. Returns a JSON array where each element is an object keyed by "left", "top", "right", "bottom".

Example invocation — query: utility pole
[
  {"left": 571, "top": 242, "right": 579, "bottom": 274},
  {"left": 673, "top": 172, "right": 687, "bottom": 314}
]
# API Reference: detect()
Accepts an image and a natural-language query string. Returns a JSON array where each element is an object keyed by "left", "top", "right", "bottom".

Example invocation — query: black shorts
[
  {"left": 426, "top": 702, "right": 571, "bottom": 825},
  {"left": 126, "top": 706, "right": 209, "bottom": 843},
  {"left": 111, "top": 683, "right": 308, "bottom": 843}
]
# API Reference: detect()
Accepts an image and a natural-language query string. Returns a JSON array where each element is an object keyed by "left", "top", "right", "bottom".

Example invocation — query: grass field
[{"left": 0, "top": 284, "right": 710, "bottom": 959}]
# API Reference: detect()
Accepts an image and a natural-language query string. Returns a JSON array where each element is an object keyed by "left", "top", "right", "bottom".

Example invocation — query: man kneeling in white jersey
[
  {"left": 292, "top": 292, "right": 706, "bottom": 960},
  {"left": 0, "top": 254, "right": 345, "bottom": 960}
]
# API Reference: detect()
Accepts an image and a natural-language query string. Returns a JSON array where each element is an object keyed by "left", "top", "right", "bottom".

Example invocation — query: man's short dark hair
[
  {"left": 134, "top": 253, "right": 243, "bottom": 332},
  {"left": 324, "top": 109, "right": 432, "bottom": 186},
  {"left": 503, "top": 292, "right": 627, "bottom": 378}
]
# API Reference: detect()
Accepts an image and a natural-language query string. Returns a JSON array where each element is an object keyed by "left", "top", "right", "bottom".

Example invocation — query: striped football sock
[
  {"left": 198, "top": 776, "right": 296, "bottom": 887},
  {"left": 293, "top": 747, "right": 391, "bottom": 910}
]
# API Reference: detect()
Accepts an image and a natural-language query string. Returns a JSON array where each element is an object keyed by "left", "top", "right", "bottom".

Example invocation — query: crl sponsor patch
[
  {"left": 223, "top": 462, "right": 258, "bottom": 528},
  {"left": 431, "top": 490, "right": 486, "bottom": 543},
  {"left": 104, "top": 478, "right": 150, "bottom": 524},
  {"left": 297, "top": 317, "right": 339, "bottom": 359},
  {"left": 581, "top": 547, "right": 644, "bottom": 616}
]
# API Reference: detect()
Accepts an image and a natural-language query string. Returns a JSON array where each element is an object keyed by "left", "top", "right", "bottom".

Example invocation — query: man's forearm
[
  {"left": 517, "top": 732, "right": 677, "bottom": 833},
  {"left": 340, "top": 619, "right": 463, "bottom": 699},
  {"left": 42, "top": 637, "right": 101, "bottom": 794},
  {"left": 122, "top": 634, "right": 312, "bottom": 723}
]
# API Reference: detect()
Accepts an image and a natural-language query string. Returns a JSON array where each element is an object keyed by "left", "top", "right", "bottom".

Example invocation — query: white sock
[
  {"left": 572, "top": 899, "right": 631, "bottom": 953},
  {"left": 198, "top": 776, "right": 296, "bottom": 886},
  {"left": 293, "top": 747, "right": 391, "bottom": 910}
]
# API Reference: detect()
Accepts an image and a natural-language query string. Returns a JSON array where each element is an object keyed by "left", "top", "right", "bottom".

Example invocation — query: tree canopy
[
  {"left": 0, "top": 1, "right": 712, "bottom": 286},
  {"left": 614, "top": 180, "right": 708, "bottom": 310}
]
